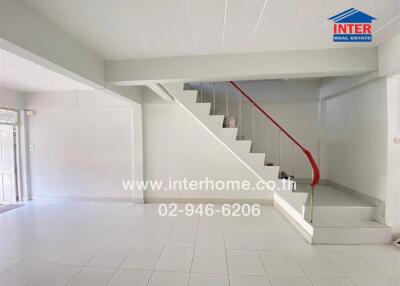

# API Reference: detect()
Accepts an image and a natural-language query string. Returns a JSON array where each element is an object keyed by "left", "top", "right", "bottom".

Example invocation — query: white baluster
[{"left": 213, "top": 82, "right": 216, "bottom": 115}]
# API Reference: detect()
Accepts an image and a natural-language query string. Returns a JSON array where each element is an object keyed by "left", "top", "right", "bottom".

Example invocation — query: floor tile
[
  {"left": 191, "top": 248, "right": 227, "bottom": 274},
  {"left": 229, "top": 275, "right": 271, "bottom": 286},
  {"left": 351, "top": 277, "right": 400, "bottom": 286},
  {"left": 121, "top": 246, "right": 162, "bottom": 270},
  {"left": 148, "top": 271, "right": 189, "bottom": 286},
  {"left": 156, "top": 247, "right": 193, "bottom": 272},
  {"left": 189, "top": 273, "right": 229, "bottom": 286},
  {"left": 54, "top": 243, "right": 103, "bottom": 265},
  {"left": 198, "top": 217, "right": 223, "bottom": 231},
  {"left": 251, "top": 233, "right": 286, "bottom": 251},
  {"left": 5, "top": 240, "right": 72, "bottom": 262},
  {"left": 269, "top": 277, "right": 313, "bottom": 286},
  {"left": 277, "top": 235, "right": 320, "bottom": 253},
  {"left": 174, "top": 216, "right": 198, "bottom": 230},
  {"left": 227, "top": 250, "right": 266, "bottom": 275},
  {"left": 28, "top": 263, "right": 81, "bottom": 286},
  {"left": 165, "top": 230, "right": 196, "bottom": 247},
  {"left": 293, "top": 252, "right": 345, "bottom": 277},
  {"left": 1, "top": 202, "right": 397, "bottom": 286},
  {"left": 224, "top": 232, "right": 256, "bottom": 250},
  {"left": 107, "top": 269, "right": 152, "bottom": 286},
  {"left": 361, "top": 253, "right": 400, "bottom": 276},
  {"left": 66, "top": 266, "right": 116, "bottom": 286},
  {"left": 349, "top": 245, "right": 389, "bottom": 254},
  {"left": 310, "top": 277, "right": 353, "bottom": 286},
  {"left": 0, "top": 261, "right": 49, "bottom": 286},
  {"left": 139, "top": 230, "right": 170, "bottom": 246},
  {"left": 196, "top": 231, "right": 225, "bottom": 249},
  {"left": 87, "top": 245, "right": 132, "bottom": 268},
  {"left": 317, "top": 245, "right": 353, "bottom": 253},
  {"left": 259, "top": 251, "right": 305, "bottom": 277},
  {"left": 327, "top": 253, "right": 380, "bottom": 277},
  {"left": 222, "top": 217, "right": 248, "bottom": 232}
]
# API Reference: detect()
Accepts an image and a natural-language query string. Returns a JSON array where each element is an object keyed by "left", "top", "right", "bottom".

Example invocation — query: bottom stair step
[{"left": 312, "top": 221, "right": 392, "bottom": 244}]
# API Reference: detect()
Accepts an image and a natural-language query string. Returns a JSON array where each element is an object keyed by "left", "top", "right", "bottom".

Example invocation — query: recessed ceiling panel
[
  {"left": 22, "top": 0, "right": 400, "bottom": 59},
  {"left": 223, "top": 0, "right": 265, "bottom": 52},
  {"left": 186, "top": 0, "right": 226, "bottom": 54}
]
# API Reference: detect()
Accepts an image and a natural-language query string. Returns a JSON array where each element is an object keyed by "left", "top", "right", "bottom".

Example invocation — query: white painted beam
[
  {"left": 104, "top": 84, "right": 143, "bottom": 104},
  {"left": 147, "top": 83, "right": 174, "bottom": 101},
  {"left": 0, "top": 0, "right": 105, "bottom": 88},
  {"left": 106, "top": 48, "right": 378, "bottom": 85},
  {"left": 319, "top": 71, "right": 380, "bottom": 99}
]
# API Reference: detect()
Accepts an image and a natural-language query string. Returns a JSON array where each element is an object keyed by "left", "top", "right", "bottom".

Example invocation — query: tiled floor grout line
[
  {"left": 221, "top": 215, "right": 231, "bottom": 286},
  {"left": 187, "top": 215, "right": 200, "bottom": 286},
  {"left": 319, "top": 248, "right": 363, "bottom": 286},
  {"left": 144, "top": 214, "right": 179, "bottom": 286},
  {"left": 78, "top": 231, "right": 135, "bottom": 285},
  {"left": 245, "top": 215, "right": 273, "bottom": 286},
  {"left": 99, "top": 243, "right": 137, "bottom": 286},
  {"left": 290, "top": 251, "right": 334, "bottom": 286}
]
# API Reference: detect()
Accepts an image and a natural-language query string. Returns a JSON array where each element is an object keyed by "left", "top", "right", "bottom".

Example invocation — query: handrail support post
[{"left": 310, "top": 186, "right": 315, "bottom": 223}]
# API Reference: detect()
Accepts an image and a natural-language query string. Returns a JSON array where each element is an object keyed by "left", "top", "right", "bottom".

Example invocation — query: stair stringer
[{"left": 163, "top": 83, "right": 314, "bottom": 242}]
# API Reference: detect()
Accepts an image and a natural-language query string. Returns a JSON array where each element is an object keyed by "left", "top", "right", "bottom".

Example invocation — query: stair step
[
  {"left": 247, "top": 153, "right": 265, "bottom": 166},
  {"left": 190, "top": 102, "right": 211, "bottom": 117},
  {"left": 183, "top": 90, "right": 198, "bottom": 103},
  {"left": 202, "top": 115, "right": 225, "bottom": 131},
  {"left": 312, "top": 221, "right": 392, "bottom": 244},
  {"left": 303, "top": 205, "right": 377, "bottom": 223},
  {"left": 217, "top": 128, "right": 238, "bottom": 142},
  {"left": 233, "top": 140, "right": 252, "bottom": 153}
]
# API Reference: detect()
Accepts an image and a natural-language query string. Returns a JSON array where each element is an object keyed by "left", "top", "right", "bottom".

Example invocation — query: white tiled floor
[{"left": 0, "top": 201, "right": 399, "bottom": 286}]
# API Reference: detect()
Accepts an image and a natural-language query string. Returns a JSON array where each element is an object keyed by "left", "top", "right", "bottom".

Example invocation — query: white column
[
  {"left": 386, "top": 77, "right": 400, "bottom": 236},
  {"left": 318, "top": 99, "right": 328, "bottom": 181},
  {"left": 131, "top": 103, "right": 144, "bottom": 203}
]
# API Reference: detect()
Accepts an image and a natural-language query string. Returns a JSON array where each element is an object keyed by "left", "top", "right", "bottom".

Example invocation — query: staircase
[{"left": 162, "top": 82, "right": 392, "bottom": 244}]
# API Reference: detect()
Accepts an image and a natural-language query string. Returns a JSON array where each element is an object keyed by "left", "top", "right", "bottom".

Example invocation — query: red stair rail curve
[{"left": 229, "top": 81, "right": 320, "bottom": 188}]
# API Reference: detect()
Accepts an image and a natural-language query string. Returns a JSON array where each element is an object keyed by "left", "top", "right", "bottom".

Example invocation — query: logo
[{"left": 328, "top": 8, "right": 376, "bottom": 42}]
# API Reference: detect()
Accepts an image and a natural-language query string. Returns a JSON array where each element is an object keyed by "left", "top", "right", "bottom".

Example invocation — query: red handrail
[{"left": 229, "top": 81, "right": 320, "bottom": 188}]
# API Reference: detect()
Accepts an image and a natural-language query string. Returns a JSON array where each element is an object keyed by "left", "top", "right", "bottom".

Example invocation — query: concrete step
[
  {"left": 303, "top": 205, "right": 376, "bottom": 223},
  {"left": 312, "top": 221, "right": 392, "bottom": 244}
]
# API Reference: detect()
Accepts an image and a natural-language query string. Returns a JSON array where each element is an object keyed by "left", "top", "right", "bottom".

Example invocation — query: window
[{"left": 0, "top": 109, "right": 18, "bottom": 125}]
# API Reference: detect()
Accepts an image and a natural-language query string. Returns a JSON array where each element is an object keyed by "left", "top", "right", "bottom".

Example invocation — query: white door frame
[{"left": 0, "top": 108, "right": 19, "bottom": 204}]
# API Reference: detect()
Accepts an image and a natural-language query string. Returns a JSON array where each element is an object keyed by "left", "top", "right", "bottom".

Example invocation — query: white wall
[
  {"left": 324, "top": 79, "right": 388, "bottom": 202},
  {"left": 386, "top": 76, "right": 400, "bottom": 236},
  {"left": 25, "top": 89, "right": 141, "bottom": 200},
  {"left": 379, "top": 33, "right": 400, "bottom": 77},
  {"left": 142, "top": 101, "right": 272, "bottom": 201},
  {"left": 0, "top": 86, "right": 25, "bottom": 109}
]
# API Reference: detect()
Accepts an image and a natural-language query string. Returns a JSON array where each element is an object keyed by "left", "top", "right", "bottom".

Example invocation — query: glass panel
[{"left": 0, "top": 109, "right": 18, "bottom": 125}]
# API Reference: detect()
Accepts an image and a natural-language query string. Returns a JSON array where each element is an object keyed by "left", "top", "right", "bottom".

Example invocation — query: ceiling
[
  {"left": 23, "top": 0, "right": 400, "bottom": 60},
  {"left": 0, "top": 49, "right": 92, "bottom": 93}
]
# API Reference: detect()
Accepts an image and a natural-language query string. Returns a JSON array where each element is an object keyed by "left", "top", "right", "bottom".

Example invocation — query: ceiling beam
[
  {"left": 105, "top": 47, "right": 378, "bottom": 85},
  {"left": 0, "top": 0, "right": 104, "bottom": 89},
  {"left": 146, "top": 83, "right": 174, "bottom": 101}
]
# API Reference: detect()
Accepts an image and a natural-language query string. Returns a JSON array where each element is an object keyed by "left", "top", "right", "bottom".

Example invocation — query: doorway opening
[{"left": 0, "top": 108, "right": 19, "bottom": 204}]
